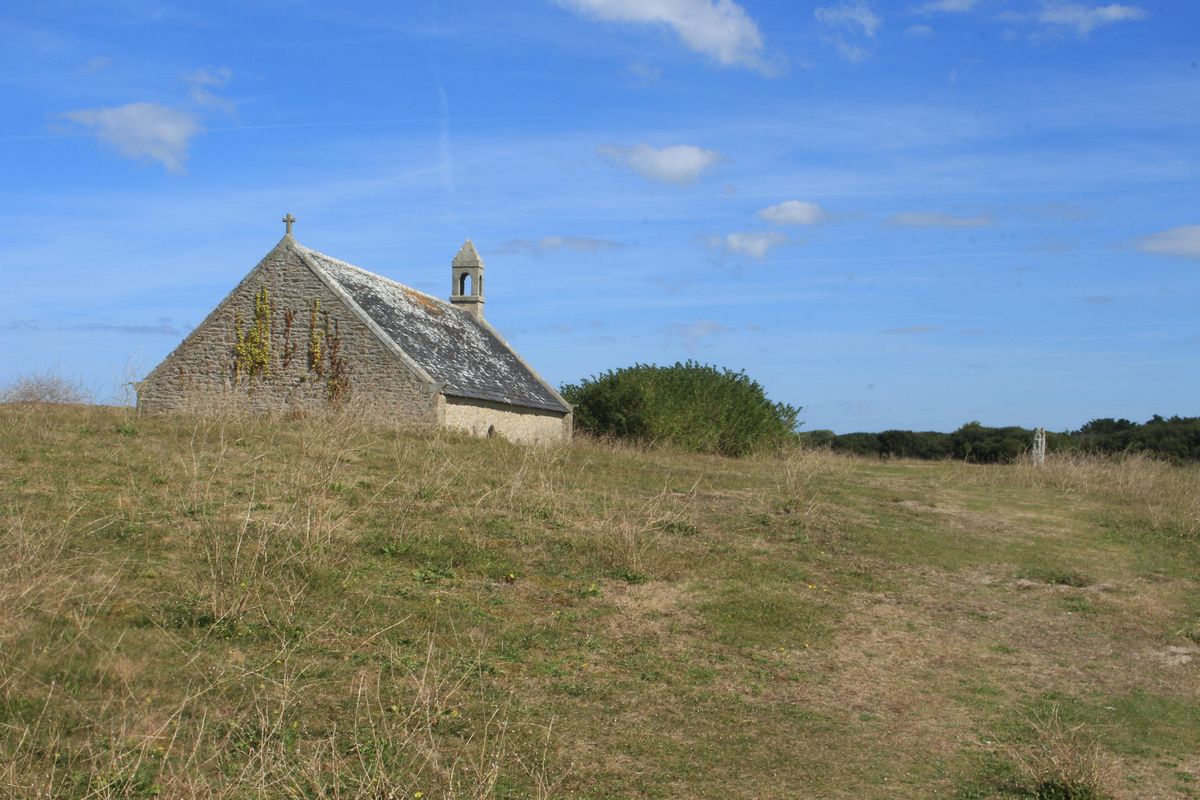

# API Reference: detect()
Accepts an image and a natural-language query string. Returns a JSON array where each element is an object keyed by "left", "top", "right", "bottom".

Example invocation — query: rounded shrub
[{"left": 560, "top": 361, "right": 800, "bottom": 457}]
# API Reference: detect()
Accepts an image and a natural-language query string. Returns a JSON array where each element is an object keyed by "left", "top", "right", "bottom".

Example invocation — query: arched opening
[{"left": 458, "top": 272, "right": 472, "bottom": 296}]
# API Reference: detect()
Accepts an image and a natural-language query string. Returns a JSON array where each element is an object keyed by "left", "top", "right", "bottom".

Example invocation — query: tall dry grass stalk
[
  {"left": 1004, "top": 706, "right": 1115, "bottom": 800},
  {"left": 0, "top": 506, "right": 75, "bottom": 632},
  {"left": 769, "top": 445, "right": 851, "bottom": 524}
]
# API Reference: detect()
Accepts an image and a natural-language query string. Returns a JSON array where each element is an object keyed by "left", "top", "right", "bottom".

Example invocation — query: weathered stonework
[
  {"left": 137, "top": 233, "right": 572, "bottom": 444},
  {"left": 139, "top": 241, "right": 438, "bottom": 421}
]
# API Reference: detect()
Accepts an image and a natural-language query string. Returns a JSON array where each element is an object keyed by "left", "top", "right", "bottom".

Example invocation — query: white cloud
[
  {"left": 833, "top": 41, "right": 872, "bottom": 62},
  {"left": 62, "top": 102, "right": 200, "bottom": 172},
  {"left": 624, "top": 61, "right": 662, "bottom": 85},
  {"left": 1037, "top": 2, "right": 1146, "bottom": 35},
  {"left": 1135, "top": 225, "right": 1200, "bottom": 260},
  {"left": 670, "top": 320, "right": 732, "bottom": 350},
  {"left": 757, "top": 200, "right": 828, "bottom": 226},
  {"left": 886, "top": 211, "right": 993, "bottom": 228},
  {"left": 815, "top": 2, "right": 882, "bottom": 37},
  {"left": 814, "top": 2, "right": 881, "bottom": 62},
  {"left": 494, "top": 236, "right": 624, "bottom": 256},
  {"left": 555, "top": 0, "right": 771, "bottom": 72},
  {"left": 598, "top": 143, "right": 723, "bottom": 185},
  {"left": 184, "top": 66, "right": 234, "bottom": 113},
  {"left": 710, "top": 231, "right": 788, "bottom": 258},
  {"left": 914, "top": 0, "right": 977, "bottom": 12},
  {"left": 1002, "top": 2, "right": 1147, "bottom": 36}
]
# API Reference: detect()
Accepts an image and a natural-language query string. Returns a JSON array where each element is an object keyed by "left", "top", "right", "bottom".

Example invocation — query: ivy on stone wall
[
  {"left": 233, "top": 287, "right": 272, "bottom": 382},
  {"left": 281, "top": 308, "right": 297, "bottom": 370},
  {"left": 229, "top": 290, "right": 351, "bottom": 406},
  {"left": 307, "top": 299, "right": 324, "bottom": 376},
  {"left": 325, "top": 318, "right": 351, "bottom": 405}
]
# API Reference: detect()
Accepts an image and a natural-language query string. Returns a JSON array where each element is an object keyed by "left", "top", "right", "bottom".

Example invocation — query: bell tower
[{"left": 450, "top": 240, "right": 484, "bottom": 320}]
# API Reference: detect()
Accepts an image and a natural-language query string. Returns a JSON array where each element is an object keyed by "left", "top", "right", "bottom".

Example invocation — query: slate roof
[{"left": 296, "top": 244, "right": 569, "bottom": 414}]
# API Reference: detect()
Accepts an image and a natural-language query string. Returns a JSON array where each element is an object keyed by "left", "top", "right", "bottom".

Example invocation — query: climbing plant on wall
[
  {"left": 307, "top": 298, "right": 324, "bottom": 376},
  {"left": 281, "top": 308, "right": 297, "bottom": 369},
  {"left": 233, "top": 287, "right": 272, "bottom": 382},
  {"left": 229, "top": 290, "right": 351, "bottom": 405},
  {"left": 325, "top": 318, "right": 350, "bottom": 405}
]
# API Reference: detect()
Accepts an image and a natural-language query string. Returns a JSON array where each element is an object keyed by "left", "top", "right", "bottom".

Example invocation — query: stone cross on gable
[{"left": 283, "top": 213, "right": 296, "bottom": 235}]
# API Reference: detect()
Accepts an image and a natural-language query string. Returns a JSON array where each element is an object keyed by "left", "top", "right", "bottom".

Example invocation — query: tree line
[{"left": 800, "top": 416, "right": 1200, "bottom": 463}]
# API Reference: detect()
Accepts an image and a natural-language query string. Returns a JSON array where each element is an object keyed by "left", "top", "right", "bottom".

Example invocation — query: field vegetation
[{"left": 2, "top": 401, "right": 1198, "bottom": 798}]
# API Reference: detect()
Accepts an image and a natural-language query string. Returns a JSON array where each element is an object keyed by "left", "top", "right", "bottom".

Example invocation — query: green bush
[{"left": 560, "top": 361, "right": 800, "bottom": 457}]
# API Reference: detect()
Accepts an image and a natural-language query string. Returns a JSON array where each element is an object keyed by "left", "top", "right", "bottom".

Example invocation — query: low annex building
[{"left": 137, "top": 216, "right": 573, "bottom": 445}]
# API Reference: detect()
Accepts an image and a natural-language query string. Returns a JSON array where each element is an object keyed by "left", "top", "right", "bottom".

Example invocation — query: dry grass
[
  {"left": 0, "top": 635, "right": 540, "bottom": 799},
  {"left": 2, "top": 405, "right": 1198, "bottom": 799},
  {"left": 1003, "top": 706, "right": 1114, "bottom": 800},
  {"left": 960, "top": 451, "right": 1200, "bottom": 540}
]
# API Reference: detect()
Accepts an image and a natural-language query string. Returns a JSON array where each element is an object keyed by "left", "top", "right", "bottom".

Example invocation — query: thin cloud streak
[
  {"left": 494, "top": 236, "right": 624, "bottom": 256},
  {"left": 758, "top": 200, "right": 829, "bottom": 225},
  {"left": 708, "top": 231, "right": 788, "bottom": 258},
  {"left": 1135, "top": 225, "right": 1200, "bottom": 260},
  {"left": 881, "top": 324, "right": 944, "bottom": 334},
  {"left": 1000, "top": 2, "right": 1148, "bottom": 36},
  {"left": 2, "top": 319, "right": 187, "bottom": 336},
  {"left": 668, "top": 319, "right": 732, "bottom": 350},
  {"left": 886, "top": 211, "right": 994, "bottom": 228},
  {"left": 913, "top": 0, "right": 977, "bottom": 12}
]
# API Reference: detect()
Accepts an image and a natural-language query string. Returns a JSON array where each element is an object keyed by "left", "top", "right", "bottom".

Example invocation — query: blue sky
[{"left": 1, "top": 0, "right": 1197, "bottom": 432}]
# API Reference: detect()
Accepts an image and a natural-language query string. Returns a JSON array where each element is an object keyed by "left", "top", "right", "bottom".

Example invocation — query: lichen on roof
[
  {"left": 297, "top": 245, "right": 567, "bottom": 414},
  {"left": 401, "top": 286, "right": 446, "bottom": 318}
]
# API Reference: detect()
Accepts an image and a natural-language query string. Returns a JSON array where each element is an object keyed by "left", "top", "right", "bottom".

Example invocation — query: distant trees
[
  {"left": 799, "top": 416, "right": 1200, "bottom": 463},
  {"left": 1070, "top": 416, "right": 1200, "bottom": 461},
  {"left": 561, "top": 361, "right": 800, "bottom": 457}
]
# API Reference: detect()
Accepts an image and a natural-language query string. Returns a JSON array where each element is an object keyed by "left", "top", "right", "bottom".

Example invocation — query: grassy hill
[{"left": 2, "top": 404, "right": 1198, "bottom": 799}]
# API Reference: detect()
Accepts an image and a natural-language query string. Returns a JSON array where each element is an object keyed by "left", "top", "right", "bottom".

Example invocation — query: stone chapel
[{"left": 136, "top": 216, "right": 573, "bottom": 445}]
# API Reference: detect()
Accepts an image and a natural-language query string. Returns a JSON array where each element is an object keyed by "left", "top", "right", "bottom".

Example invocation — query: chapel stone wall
[{"left": 137, "top": 243, "right": 438, "bottom": 423}]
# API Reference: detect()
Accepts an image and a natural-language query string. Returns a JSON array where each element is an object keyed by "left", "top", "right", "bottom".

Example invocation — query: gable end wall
[{"left": 137, "top": 243, "right": 437, "bottom": 421}]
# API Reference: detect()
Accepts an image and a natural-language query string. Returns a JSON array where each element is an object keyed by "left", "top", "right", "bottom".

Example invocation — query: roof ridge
[{"left": 297, "top": 245, "right": 458, "bottom": 313}]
